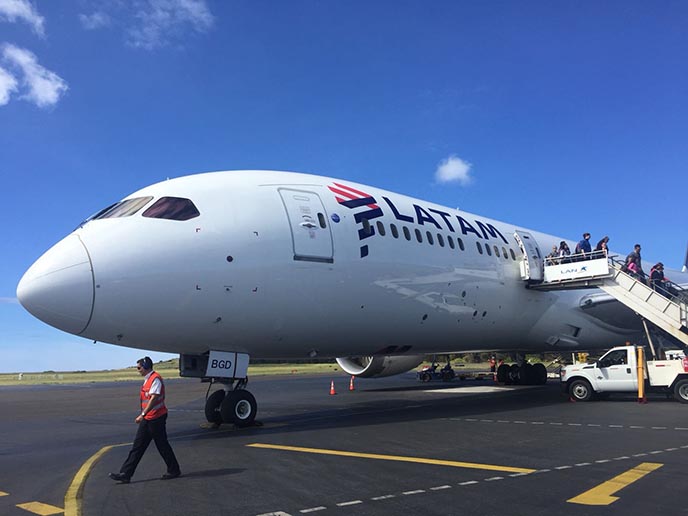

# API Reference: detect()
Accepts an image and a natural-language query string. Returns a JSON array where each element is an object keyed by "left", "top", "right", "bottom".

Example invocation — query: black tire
[
  {"left": 533, "top": 363, "right": 548, "bottom": 385},
  {"left": 519, "top": 363, "right": 533, "bottom": 385},
  {"left": 441, "top": 370, "right": 455, "bottom": 381},
  {"left": 220, "top": 390, "right": 257, "bottom": 427},
  {"left": 204, "top": 389, "right": 225, "bottom": 424},
  {"left": 569, "top": 379, "right": 594, "bottom": 401},
  {"left": 508, "top": 364, "right": 520, "bottom": 385},
  {"left": 496, "top": 364, "right": 509, "bottom": 383},
  {"left": 421, "top": 372, "right": 432, "bottom": 383},
  {"left": 673, "top": 379, "right": 688, "bottom": 403}
]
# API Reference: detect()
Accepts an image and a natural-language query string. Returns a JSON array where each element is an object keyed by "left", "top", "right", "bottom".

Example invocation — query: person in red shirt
[{"left": 109, "top": 357, "right": 181, "bottom": 483}]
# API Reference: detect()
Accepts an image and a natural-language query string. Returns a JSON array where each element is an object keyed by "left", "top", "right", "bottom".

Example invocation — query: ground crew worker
[
  {"left": 109, "top": 357, "right": 181, "bottom": 483},
  {"left": 489, "top": 356, "right": 496, "bottom": 372}
]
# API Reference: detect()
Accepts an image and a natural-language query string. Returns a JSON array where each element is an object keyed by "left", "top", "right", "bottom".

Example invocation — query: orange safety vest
[{"left": 140, "top": 371, "right": 167, "bottom": 420}]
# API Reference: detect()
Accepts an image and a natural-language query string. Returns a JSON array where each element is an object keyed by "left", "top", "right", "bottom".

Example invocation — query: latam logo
[{"left": 328, "top": 182, "right": 383, "bottom": 258}]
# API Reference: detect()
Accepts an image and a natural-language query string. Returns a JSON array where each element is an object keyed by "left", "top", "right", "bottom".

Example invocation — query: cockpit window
[
  {"left": 88, "top": 197, "right": 154, "bottom": 221},
  {"left": 142, "top": 197, "right": 200, "bottom": 221}
]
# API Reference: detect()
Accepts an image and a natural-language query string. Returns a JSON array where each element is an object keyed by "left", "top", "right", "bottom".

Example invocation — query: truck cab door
[{"left": 596, "top": 348, "right": 637, "bottom": 392}]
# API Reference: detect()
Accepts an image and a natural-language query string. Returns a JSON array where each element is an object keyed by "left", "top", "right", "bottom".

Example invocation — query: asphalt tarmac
[{"left": 2, "top": 373, "right": 688, "bottom": 516}]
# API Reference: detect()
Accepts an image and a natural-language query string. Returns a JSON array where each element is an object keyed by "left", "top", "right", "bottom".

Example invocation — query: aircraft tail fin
[{"left": 683, "top": 242, "right": 688, "bottom": 273}]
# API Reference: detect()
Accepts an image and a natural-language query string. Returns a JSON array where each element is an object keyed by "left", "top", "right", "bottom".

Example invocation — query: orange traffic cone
[
  {"left": 349, "top": 376, "right": 355, "bottom": 391},
  {"left": 329, "top": 380, "right": 337, "bottom": 395}
]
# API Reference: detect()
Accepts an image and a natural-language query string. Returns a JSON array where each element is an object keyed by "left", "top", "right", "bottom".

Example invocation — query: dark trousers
[{"left": 120, "top": 414, "right": 180, "bottom": 479}]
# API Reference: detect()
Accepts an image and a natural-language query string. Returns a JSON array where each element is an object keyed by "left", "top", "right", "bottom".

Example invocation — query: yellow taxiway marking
[
  {"left": 0, "top": 490, "right": 8, "bottom": 496},
  {"left": 16, "top": 501, "right": 64, "bottom": 515},
  {"left": 568, "top": 462, "right": 663, "bottom": 505},
  {"left": 248, "top": 443, "right": 535, "bottom": 474},
  {"left": 64, "top": 443, "right": 130, "bottom": 516}
]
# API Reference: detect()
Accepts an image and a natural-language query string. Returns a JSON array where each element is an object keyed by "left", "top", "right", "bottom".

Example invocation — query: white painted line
[
  {"left": 497, "top": 420, "right": 510, "bottom": 423},
  {"left": 675, "top": 428, "right": 688, "bottom": 431},
  {"left": 371, "top": 495, "right": 395, "bottom": 501},
  {"left": 300, "top": 507, "right": 327, "bottom": 513},
  {"left": 258, "top": 512, "right": 292, "bottom": 516},
  {"left": 568, "top": 423, "right": 582, "bottom": 426},
  {"left": 459, "top": 481, "right": 479, "bottom": 486},
  {"left": 608, "top": 424, "right": 623, "bottom": 428},
  {"left": 633, "top": 453, "right": 648, "bottom": 457},
  {"left": 595, "top": 460, "right": 610, "bottom": 464},
  {"left": 555, "top": 466, "right": 572, "bottom": 470},
  {"left": 485, "top": 477, "right": 504, "bottom": 481},
  {"left": 649, "top": 451, "right": 663, "bottom": 455},
  {"left": 514, "top": 420, "right": 526, "bottom": 424},
  {"left": 402, "top": 490, "right": 425, "bottom": 496},
  {"left": 651, "top": 427, "right": 667, "bottom": 430},
  {"left": 336, "top": 500, "right": 362, "bottom": 507},
  {"left": 613, "top": 456, "right": 630, "bottom": 460},
  {"left": 531, "top": 422, "right": 544, "bottom": 425},
  {"left": 509, "top": 472, "right": 530, "bottom": 477},
  {"left": 466, "top": 418, "right": 478, "bottom": 422},
  {"left": 665, "top": 448, "right": 678, "bottom": 452},
  {"left": 535, "top": 469, "right": 551, "bottom": 473},
  {"left": 430, "top": 485, "right": 452, "bottom": 491},
  {"left": 575, "top": 463, "right": 591, "bottom": 467},
  {"left": 587, "top": 424, "right": 601, "bottom": 427},
  {"left": 480, "top": 419, "right": 494, "bottom": 423},
  {"left": 550, "top": 422, "right": 563, "bottom": 426},
  {"left": 630, "top": 426, "right": 645, "bottom": 429}
]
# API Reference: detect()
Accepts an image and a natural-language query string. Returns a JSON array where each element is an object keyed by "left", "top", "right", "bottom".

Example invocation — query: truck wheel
[
  {"left": 673, "top": 379, "right": 688, "bottom": 403},
  {"left": 569, "top": 379, "right": 593, "bottom": 402},
  {"left": 421, "top": 372, "right": 432, "bottom": 382},
  {"left": 204, "top": 389, "right": 225, "bottom": 424}
]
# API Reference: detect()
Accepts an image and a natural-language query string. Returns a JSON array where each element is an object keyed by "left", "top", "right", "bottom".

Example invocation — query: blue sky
[{"left": 1, "top": 0, "right": 687, "bottom": 373}]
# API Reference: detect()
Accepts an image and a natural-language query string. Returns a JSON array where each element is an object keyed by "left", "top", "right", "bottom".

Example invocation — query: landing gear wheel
[
  {"left": 507, "top": 364, "right": 520, "bottom": 385},
  {"left": 204, "top": 389, "right": 225, "bottom": 424},
  {"left": 673, "top": 379, "right": 688, "bottom": 403},
  {"left": 519, "top": 363, "right": 533, "bottom": 385},
  {"left": 496, "top": 364, "right": 509, "bottom": 383},
  {"left": 568, "top": 379, "right": 593, "bottom": 401},
  {"left": 220, "top": 390, "right": 258, "bottom": 427},
  {"left": 532, "top": 363, "right": 547, "bottom": 385}
]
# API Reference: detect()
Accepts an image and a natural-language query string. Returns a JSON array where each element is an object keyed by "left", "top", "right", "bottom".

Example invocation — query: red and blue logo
[{"left": 328, "top": 182, "right": 384, "bottom": 258}]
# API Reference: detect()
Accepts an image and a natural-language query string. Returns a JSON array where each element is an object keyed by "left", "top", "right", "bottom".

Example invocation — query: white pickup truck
[{"left": 560, "top": 345, "right": 688, "bottom": 403}]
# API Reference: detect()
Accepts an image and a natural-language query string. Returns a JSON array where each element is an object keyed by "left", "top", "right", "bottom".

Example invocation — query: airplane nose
[{"left": 17, "top": 234, "right": 94, "bottom": 335}]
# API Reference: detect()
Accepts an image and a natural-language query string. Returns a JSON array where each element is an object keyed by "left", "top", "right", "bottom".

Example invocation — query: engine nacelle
[{"left": 336, "top": 355, "right": 424, "bottom": 378}]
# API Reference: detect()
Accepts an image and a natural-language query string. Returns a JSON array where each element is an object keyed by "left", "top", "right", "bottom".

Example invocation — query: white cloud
[
  {"left": 0, "top": 65, "right": 18, "bottom": 105},
  {"left": 1, "top": 44, "right": 68, "bottom": 108},
  {"left": 127, "top": 0, "right": 215, "bottom": 50},
  {"left": 79, "top": 11, "right": 111, "bottom": 30},
  {"left": 0, "top": 0, "right": 45, "bottom": 37},
  {"left": 435, "top": 154, "right": 473, "bottom": 186}
]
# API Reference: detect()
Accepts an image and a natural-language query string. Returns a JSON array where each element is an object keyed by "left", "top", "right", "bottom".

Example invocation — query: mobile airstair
[{"left": 525, "top": 252, "right": 688, "bottom": 347}]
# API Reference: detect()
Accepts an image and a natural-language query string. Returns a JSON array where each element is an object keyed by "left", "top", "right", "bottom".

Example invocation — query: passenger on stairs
[
  {"left": 625, "top": 244, "right": 646, "bottom": 283},
  {"left": 546, "top": 245, "right": 559, "bottom": 265},
  {"left": 595, "top": 236, "right": 609, "bottom": 258},
  {"left": 558, "top": 241, "right": 571, "bottom": 263},
  {"left": 574, "top": 233, "right": 592, "bottom": 260}
]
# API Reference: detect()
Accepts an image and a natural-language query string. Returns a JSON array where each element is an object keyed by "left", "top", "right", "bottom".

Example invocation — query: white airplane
[{"left": 16, "top": 170, "right": 683, "bottom": 426}]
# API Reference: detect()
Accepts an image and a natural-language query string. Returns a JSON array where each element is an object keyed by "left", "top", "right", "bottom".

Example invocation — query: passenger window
[
  {"left": 510, "top": 249, "right": 516, "bottom": 260},
  {"left": 502, "top": 247, "right": 508, "bottom": 260},
  {"left": 437, "top": 234, "right": 444, "bottom": 247},
  {"left": 447, "top": 236, "right": 455, "bottom": 249},
  {"left": 458, "top": 238, "right": 465, "bottom": 251},
  {"left": 426, "top": 231, "right": 434, "bottom": 245},
  {"left": 476, "top": 242, "right": 483, "bottom": 254},
  {"left": 318, "top": 213, "right": 327, "bottom": 229},
  {"left": 376, "top": 221, "right": 386, "bottom": 236},
  {"left": 403, "top": 226, "right": 411, "bottom": 240},
  {"left": 142, "top": 197, "right": 200, "bottom": 221},
  {"left": 415, "top": 229, "right": 423, "bottom": 243},
  {"left": 494, "top": 245, "right": 500, "bottom": 257},
  {"left": 485, "top": 244, "right": 492, "bottom": 256},
  {"left": 391, "top": 224, "right": 399, "bottom": 238}
]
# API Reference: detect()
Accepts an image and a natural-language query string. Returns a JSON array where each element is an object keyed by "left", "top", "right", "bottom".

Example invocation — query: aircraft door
[
  {"left": 514, "top": 231, "right": 544, "bottom": 282},
  {"left": 279, "top": 189, "right": 334, "bottom": 263}
]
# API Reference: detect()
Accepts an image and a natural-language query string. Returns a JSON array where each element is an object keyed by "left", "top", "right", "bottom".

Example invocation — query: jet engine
[{"left": 336, "top": 355, "right": 424, "bottom": 378}]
